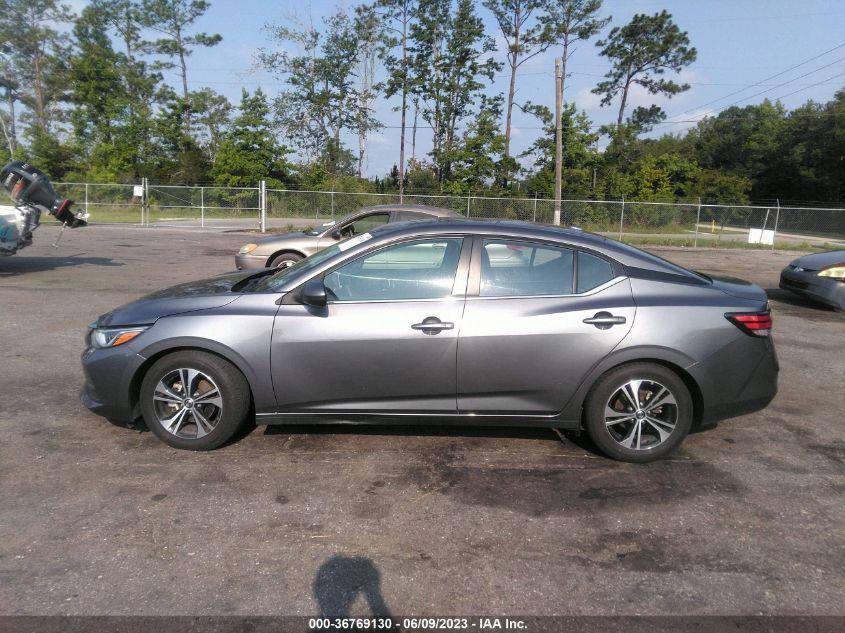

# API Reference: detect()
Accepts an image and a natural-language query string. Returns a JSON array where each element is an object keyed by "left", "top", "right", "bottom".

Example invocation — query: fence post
[
  {"left": 259, "top": 181, "right": 266, "bottom": 233},
  {"left": 84, "top": 183, "right": 89, "bottom": 218},
  {"left": 533, "top": 193, "right": 538, "bottom": 223},
  {"left": 466, "top": 193, "right": 471, "bottom": 218},
  {"left": 143, "top": 177, "right": 148, "bottom": 226},
  {"left": 200, "top": 186, "right": 205, "bottom": 228},
  {"left": 330, "top": 188, "right": 335, "bottom": 219},
  {"left": 618, "top": 195, "right": 625, "bottom": 240},
  {"left": 772, "top": 198, "right": 780, "bottom": 251},
  {"left": 694, "top": 197, "right": 701, "bottom": 248}
]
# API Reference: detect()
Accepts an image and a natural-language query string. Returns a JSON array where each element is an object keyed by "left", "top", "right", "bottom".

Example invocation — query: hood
[
  {"left": 97, "top": 269, "right": 263, "bottom": 327},
  {"left": 790, "top": 250, "right": 845, "bottom": 272},
  {"left": 257, "top": 231, "right": 311, "bottom": 245},
  {"left": 709, "top": 275, "right": 768, "bottom": 305}
]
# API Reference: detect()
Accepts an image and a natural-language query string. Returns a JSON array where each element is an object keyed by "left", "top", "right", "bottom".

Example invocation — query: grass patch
[{"left": 620, "top": 236, "right": 835, "bottom": 251}]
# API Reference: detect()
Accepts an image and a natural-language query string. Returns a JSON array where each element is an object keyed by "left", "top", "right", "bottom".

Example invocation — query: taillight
[{"left": 726, "top": 311, "right": 772, "bottom": 337}]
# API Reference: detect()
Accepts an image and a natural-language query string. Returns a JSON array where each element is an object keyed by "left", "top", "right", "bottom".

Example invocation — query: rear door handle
[
  {"left": 411, "top": 317, "right": 454, "bottom": 335},
  {"left": 583, "top": 312, "right": 626, "bottom": 330}
]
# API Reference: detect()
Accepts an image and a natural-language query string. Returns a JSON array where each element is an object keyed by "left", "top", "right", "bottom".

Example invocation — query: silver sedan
[{"left": 235, "top": 204, "right": 463, "bottom": 270}]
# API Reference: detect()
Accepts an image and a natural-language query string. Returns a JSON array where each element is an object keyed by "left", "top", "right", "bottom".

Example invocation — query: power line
[
  {"left": 773, "top": 70, "right": 845, "bottom": 101},
  {"left": 723, "top": 56, "right": 845, "bottom": 108},
  {"left": 653, "top": 51, "right": 845, "bottom": 133},
  {"left": 680, "top": 42, "right": 845, "bottom": 114}
]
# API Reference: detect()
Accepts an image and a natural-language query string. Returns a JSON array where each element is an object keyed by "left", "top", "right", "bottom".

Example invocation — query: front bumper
[
  {"left": 780, "top": 269, "right": 845, "bottom": 309},
  {"left": 80, "top": 345, "right": 146, "bottom": 423},
  {"left": 235, "top": 252, "right": 268, "bottom": 270}
]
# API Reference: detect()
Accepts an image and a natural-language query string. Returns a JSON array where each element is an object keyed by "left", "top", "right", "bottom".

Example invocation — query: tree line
[{"left": 0, "top": 0, "right": 842, "bottom": 205}]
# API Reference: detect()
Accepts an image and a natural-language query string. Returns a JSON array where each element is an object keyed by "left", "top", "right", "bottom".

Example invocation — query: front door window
[
  {"left": 324, "top": 238, "right": 464, "bottom": 302},
  {"left": 340, "top": 213, "right": 390, "bottom": 238}
]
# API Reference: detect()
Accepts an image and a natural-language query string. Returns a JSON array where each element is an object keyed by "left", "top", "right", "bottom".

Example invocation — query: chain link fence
[{"left": 52, "top": 182, "right": 845, "bottom": 247}]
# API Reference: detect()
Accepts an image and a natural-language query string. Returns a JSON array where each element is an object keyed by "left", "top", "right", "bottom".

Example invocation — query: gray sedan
[
  {"left": 235, "top": 204, "right": 462, "bottom": 269},
  {"left": 779, "top": 250, "right": 845, "bottom": 309},
  {"left": 82, "top": 220, "right": 778, "bottom": 463}
]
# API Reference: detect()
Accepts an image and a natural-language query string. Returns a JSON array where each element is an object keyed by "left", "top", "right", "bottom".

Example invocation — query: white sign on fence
[
  {"left": 133, "top": 185, "right": 144, "bottom": 197},
  {"left": 748, "top": 228, "right": 774, "bottom": 245}
]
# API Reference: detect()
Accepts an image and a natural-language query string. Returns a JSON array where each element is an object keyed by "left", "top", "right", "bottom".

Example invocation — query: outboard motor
[{"left": 0, "top": 161, "right": 87, "bottom": 255}]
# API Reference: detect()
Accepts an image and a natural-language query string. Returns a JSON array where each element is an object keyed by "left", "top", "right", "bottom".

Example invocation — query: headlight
[
  {"left": 239, "top": 243, "right": 258, "bottom": 255},
  {"left": 818, "top": 265, "right": 845, "bottom": 281},
  {"left": 89, "top": 325, "right": 149, "bottom": 349}
]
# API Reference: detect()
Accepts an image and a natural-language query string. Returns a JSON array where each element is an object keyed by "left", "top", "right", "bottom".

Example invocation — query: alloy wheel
[
  {"left": 152, "top": 368, "right": 223, "bottom": 439},
  {"left": 604, "top": 379, "right": 678, "bottom": 451}
]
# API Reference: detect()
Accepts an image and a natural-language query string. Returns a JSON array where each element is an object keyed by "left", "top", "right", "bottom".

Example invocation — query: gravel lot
[{"left": 0, "top": 224, "right": 843, "bottom": 618}]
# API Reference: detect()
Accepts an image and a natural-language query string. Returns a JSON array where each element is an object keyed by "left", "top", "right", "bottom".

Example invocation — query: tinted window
[
  {"left": 324, "top": 238, "right": 463, "bottom": 302},
  {"left": 577, "top": 251, "right": 614, "bottom": 293},
  {"left": 480, "top": 240, "right": 574, "bottom": 297},
  {"left": 343, "top": 213, "right": 390, "bottom": 237}
]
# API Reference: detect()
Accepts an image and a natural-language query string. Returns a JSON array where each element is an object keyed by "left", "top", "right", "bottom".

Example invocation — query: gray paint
[{"left": 82, "top": 219, "right": 778, "bottom": 435}]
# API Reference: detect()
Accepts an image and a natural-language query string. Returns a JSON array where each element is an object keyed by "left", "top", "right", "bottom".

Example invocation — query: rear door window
[{"left": 480, "top": 240, "right": 574, "bottom": 297}]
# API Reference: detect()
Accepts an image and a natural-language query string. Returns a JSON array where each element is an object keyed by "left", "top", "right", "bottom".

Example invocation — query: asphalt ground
[{"left": 0, "top": 224, "right": 843, "bottom": 618}]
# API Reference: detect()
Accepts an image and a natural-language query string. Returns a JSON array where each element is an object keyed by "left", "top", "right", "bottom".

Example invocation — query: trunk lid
[{"left": 709, "top": 275, "right": 769, "bottom": 305}]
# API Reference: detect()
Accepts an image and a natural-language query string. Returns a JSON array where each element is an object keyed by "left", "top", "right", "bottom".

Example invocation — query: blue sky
[{"left": 130, "top": 0, "right": 845, "bottom": 177}]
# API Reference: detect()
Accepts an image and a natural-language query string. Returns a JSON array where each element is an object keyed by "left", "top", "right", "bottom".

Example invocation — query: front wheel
[
  {"left": 269, "top": 252, "right": 303, "bottom": 269},
  {"left": 583, "top": 363, "right": 693, "bottom": 463},
  {"left": 140, "top": 351, "right": 251, "bottom": 450}
]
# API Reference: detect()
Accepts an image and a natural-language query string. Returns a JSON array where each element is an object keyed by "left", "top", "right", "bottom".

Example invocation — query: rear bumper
[
  {"left": 780, "top": 270, "right": 845, "bottom": 309},
  {"left": 696, "top": 335, "right": 779, "bottom": 426}
]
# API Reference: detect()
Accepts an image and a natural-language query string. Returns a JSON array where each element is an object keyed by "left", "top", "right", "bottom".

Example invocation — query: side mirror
[
  {"left": 301, "top": 279, "right": 327, "bottom": 307},
  {"left": 330, "top": 228, "right": 342, "bottom": 240}
]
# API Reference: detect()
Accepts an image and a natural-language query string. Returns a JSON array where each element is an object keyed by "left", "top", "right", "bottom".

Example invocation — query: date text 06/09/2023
[{"left": 307, "top": 617, "right": 528, "bottom": 630}]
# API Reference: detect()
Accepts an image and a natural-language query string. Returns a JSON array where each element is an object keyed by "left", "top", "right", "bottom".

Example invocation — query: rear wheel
[
  {"left": 269, "top": 252, "right": 303, "bottom": 269},
  {"left": 140, "top": 351, "right": 250, "bottom": 450},
  {"left": 584, "top": 363, "right": 692, "bottom": 463}
]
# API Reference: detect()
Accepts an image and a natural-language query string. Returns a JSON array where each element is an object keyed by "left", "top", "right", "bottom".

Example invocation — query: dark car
[
  {"left": 82, "top": 219, "right": 778, "bottom": 463},
  {"left": 779, "top": 250, "right": 845, "bottom": 310},
  {"left": 235, "top": 204, "right": 463, "bottom": 269}
]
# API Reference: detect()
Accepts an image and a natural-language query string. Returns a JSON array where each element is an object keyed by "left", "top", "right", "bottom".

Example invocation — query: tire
[
  {"left": 583, "top": 362, "right": 693, "bottom": 463},
  {"left": 140, "top": 350, "right": 251, "bottom": 450},
  {"left": 269, "top": 252, "right": 303, "bottom": 269}
]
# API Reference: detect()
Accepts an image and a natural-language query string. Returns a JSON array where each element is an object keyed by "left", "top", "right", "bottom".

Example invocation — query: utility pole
[{"left": 554, "top": 58, "right": 563, "bottom": 226}]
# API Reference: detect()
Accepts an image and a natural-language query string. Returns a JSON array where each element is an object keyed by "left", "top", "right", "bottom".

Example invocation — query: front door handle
[
  {"left": 411, "top": 316, "right": 454, "bottom": 335},
  {"left": 583, "top": 312, "right": 626, "bottom": 330}
]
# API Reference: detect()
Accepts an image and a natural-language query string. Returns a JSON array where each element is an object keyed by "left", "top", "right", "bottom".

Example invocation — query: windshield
[
  {"left": 304, "top": 214, "right": 354, "bottom": 236},
  {"left": 252, "top": 243, "right": 344, "bottom": 292}
]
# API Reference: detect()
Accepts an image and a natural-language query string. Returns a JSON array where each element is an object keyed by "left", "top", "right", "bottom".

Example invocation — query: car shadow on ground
[
  {"left": 108, "top": 412, "right": 608, "bottom": 456},
  {"left": 766, "top": 288, "right": 837, "bottom": 314},
  {"left": 264, "top": 423, "right": 609, "bottom": 458},
  {"left": 0, "top": 254, "right": 124, "bottom": 275}
]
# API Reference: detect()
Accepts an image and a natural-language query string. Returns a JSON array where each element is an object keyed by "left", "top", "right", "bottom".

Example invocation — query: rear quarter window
[{"left": 577, "top": 251, "right": 614, "bottom": 293}]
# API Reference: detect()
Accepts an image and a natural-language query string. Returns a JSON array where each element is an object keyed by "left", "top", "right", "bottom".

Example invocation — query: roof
[
  {"left": 356, "top": 204, "right": 463, "bottom": 218},
  {"left": 368, "top": 218, "right": 701, "bottom": 278}
]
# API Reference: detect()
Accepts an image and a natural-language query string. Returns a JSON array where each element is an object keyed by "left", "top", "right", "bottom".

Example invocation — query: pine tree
[
  {"left": 592, "top": 10, "right": 696, "bottom": 128},
  {"left": 212, "top": 89, "right": 291, "bottom": 188}
]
